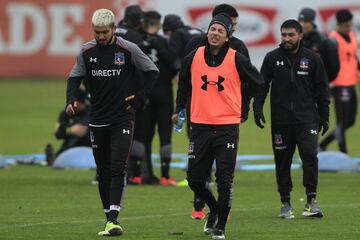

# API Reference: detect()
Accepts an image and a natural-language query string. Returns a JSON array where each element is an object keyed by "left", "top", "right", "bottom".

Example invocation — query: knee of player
[
  {"left": 300, "top": 157, "right": 318, "bottom": 167},
  {"left": 217, "top": 180, "right": 233, "bottom": 190},
  {"left": 216, "top": 180, "right": 233, "bottom": 193},
  {"left": 97, "top": 170, "right": 111, "bottom": 180},
  {"left": 160, "top": 144, "right": 172, "bottom": 158},
  {"left": 131, "top": 140, "right": 146, "bottom": 156},
  {"left": 110, "top": 165, "right": 127, "bottom": 176},
  {"left": 187, "top": 179, "right": 207, "bottom": 191}
]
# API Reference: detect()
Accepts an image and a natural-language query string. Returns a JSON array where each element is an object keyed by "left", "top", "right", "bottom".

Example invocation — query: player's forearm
[{"left": 66, "top": 77, "right": 82, "bottom": 105}]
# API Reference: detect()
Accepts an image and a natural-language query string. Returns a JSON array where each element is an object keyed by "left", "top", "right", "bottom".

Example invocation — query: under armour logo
[
  {"left": 123, "top": 129, "right": 130, "bottom": 134},
  {"left": 276, "top": 61, "right": 284, "bottom": 66},
  {"left": 227, "top": 143, "right": 235, "bottom": 149},
  {"left": 310, "top": 129, "right": 317, "bottom": 134},
  {"left": 201, "top": 75, "right": 225, "bottom": 92},
  {"left": 90, "top": 57, "right": 97, "bottom": 62}
]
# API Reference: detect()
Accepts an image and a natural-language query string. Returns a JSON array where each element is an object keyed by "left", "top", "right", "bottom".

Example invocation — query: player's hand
[
  {"left": 70, "top": 124, "right": 88, "bottom": 137},
  {"left": 65, "top": 101, "right": 78, "bottom": 116},
  {"left": 125, "top": 95, "right": 136, "bottom": 113},
  {"left": 318, "top": 120, "right": 329, "bottom": 136},
  {"left": 254, "top": 110, "right": 266, "bottom": 129},
  {"left": 240, "top": 112, "right": 248, "bottom": 123},
  {"left": 171, "top": 113, "right": 179, "bottom": 124}
]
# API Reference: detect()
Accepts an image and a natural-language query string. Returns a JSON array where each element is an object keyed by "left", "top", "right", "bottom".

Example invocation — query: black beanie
[
  {"left": 336, "top": 9, "right": 353, "bottom": 24},
  {"left": 124, "top": 5, "right": 144, "bottom": 23},
  {"left": 163, "top": 14, "right": 184, "bottom": 32},
  {"left": 298, "top": 8, "right": 316, "bottom": 23},
  {"left": 208, "top": 13, "right": 232, "bottom": 37}
]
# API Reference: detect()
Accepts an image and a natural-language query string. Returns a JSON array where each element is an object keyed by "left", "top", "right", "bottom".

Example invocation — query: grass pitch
[
  {"left": 0, "top": 80, "right": 359, "bottom": 239},
  {"left": 0, "top": 80, "right": 359, "bottom": 156},
  {"left": 0, "top": 166, "right": 359, "bottom": 240}
]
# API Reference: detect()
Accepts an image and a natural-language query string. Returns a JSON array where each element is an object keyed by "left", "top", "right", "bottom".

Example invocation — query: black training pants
[
  {"left": 320, "top": 86, "right": 357, "bottom": 153},
  {"left": 146, "top": 88, "right": 173, "bottom": 177},
  {"left": 187, "top": 123, "right": 238, "bottom": 231},
  {"left": 90, "top": 120, "right": 134, "bottom": 211},
  {"left": 271, "top": 123, "right": 319, "bottom": 195}
]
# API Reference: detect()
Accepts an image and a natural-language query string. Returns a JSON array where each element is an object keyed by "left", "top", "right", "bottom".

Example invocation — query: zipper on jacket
[{"left": 286, "top": 58, "right": 295, "bottom": 112}]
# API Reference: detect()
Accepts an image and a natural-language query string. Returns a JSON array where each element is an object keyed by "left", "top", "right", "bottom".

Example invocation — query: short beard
[
  {"left": 280, "top": 41, "right": 299, "bottom": 52},
  {"left": 97, "top": 36, "right": 114, "bottom": 48}
]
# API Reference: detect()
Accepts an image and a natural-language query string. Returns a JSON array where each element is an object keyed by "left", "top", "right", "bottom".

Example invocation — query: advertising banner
[{"left": 0, "top": 0, "right": 359, "bottom": 77}]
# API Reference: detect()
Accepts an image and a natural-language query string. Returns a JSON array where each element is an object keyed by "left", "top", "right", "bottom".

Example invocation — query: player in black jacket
[
  {"left": 140, "top": 11, "right": 179, "bottom": 185},
  {"left": 254, "top": 19, "right": 330, "bottom": 220},
  {"left": 45, "top": 89, "right": 90, "bottom": 166},
  {"left": 115, "top": 5, "right": 153, "bottom": 185},
  {"left": 163, "top": 14, "right": 203, "bottom": 61},
  {"left": 298, "top": 8, "right": 339, "bottom": 81},
  {"left": 127, "top": 10, "right": 178, "bottom": 185},
  {"left": 55, "top": 88, "right": 90, "bottom": 156},
  {"left": 66, "top": 9, "right": 159, "bottom": 236},
  {"left": 115, "top": 5, "right": 145, "bottom": 49}
]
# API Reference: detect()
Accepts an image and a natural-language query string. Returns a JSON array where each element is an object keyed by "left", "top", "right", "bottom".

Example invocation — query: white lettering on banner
[
  {"left": 1, "top": 3, "right": 84, "bottom": 55},
  {"left": 48, "top": 4, "right": 84, "bottom": 55},
  {"left": 188, "top": 6, "right": 276, "bottom": 47},
  {"left": 7, "top": 3, "right": 47, "bottom": 54},
  {"left": 91, "top": 69, "right": 122, "bottom": 77},
  {"left": 235, "top": 11, "right": 269, "bottom": 43}
]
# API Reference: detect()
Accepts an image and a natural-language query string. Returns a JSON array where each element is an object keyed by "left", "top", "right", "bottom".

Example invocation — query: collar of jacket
[{"left": 203, "top": 41, "right": 230, "bottom": 67}]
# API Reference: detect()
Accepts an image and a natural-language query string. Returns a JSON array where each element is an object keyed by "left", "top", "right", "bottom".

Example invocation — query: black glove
[
  {"left": 254, "top": 109, "right": 266, "bottom": 129},
  {"left": 241, "top": 105, "right": 249, "bottom": 123},
  {"left": 318, "top": 120, "right": 329, "bottom": 136}
]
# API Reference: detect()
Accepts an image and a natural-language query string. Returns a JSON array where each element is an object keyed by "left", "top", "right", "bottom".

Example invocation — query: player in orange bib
[
  {"left": 172, "top": 14, "right": 264, "bottom": 240},
  {"left": 319, "top": 9, "right": 360, "bottom": 153}
]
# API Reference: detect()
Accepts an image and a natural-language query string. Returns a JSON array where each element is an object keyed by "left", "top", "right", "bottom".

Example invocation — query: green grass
[
  {"left": 0, "top": 166, "right": 359, "bottom": 239},
  {"left": 0, "top": 80, "right": 66, "bottom": 154},
  {"left": 0, "top": 80, "right": 359, "bottom": 239},
  {"left": 0, "top": 80, "right": 359, "bottom": 156}
]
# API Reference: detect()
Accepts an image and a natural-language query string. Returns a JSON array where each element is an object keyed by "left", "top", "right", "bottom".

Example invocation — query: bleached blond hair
[{"left": 92, "top": 9, "right": 115, "bottom": 27}]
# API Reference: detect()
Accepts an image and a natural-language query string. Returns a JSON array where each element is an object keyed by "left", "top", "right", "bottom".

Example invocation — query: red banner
[{"left": 0, "top": 0, "right": 115, "bottom": 78}]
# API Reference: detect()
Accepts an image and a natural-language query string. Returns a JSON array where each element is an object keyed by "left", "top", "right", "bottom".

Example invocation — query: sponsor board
[
  {"left": 0, "top": 0, "right": 359, "bottom": 77},
  {"left": 188, "top": 5, "right": 277, "bottom": 47}
]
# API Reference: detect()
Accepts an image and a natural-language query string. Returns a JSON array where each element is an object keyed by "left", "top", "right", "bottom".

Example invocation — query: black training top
[
  {"left": 259, "top": 45, "right": 330, "bottom": 124},
  {"left": 67, "top": 36, "right": 159, "bottom": 126}
]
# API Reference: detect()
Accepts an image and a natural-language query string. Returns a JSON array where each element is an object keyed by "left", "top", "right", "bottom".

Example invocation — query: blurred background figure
[
  {"left": 115, "top": 4, "right": 149, "bottom": 185},
  {"left": 319, "top": 9, "right": 360, "bottom": 153},
  {"left": 162, "top": 14, "right": 203, "bottom": 61},
  {"left": 45, "top": 88, "right": 90, "bottom": 166},
  {"left": 298, "top": 7, "right": 340, "bottom": 82},
  {"left": 140, "top": 10, "right": 178, "bottom": 185},
  {"left": 115, "top": 4, "right": 145, "bottom": 48}
]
